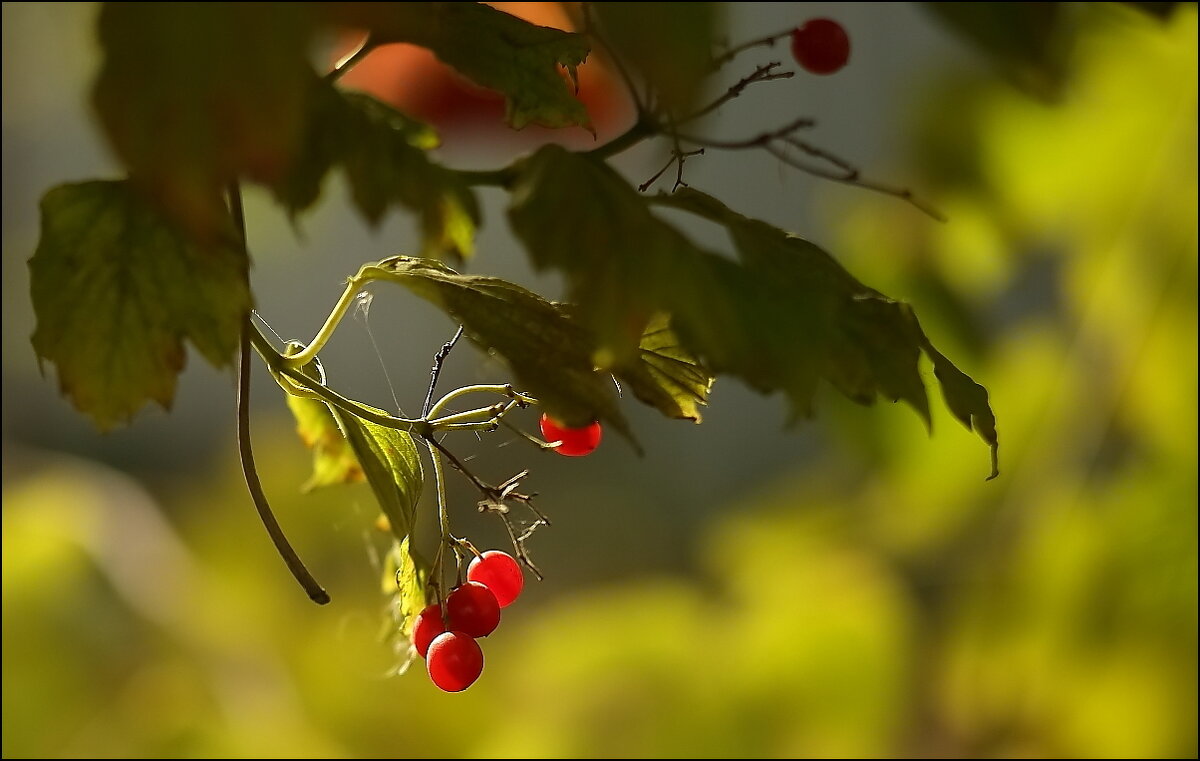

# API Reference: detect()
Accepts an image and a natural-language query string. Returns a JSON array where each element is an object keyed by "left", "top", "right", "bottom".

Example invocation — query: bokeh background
[{"left": 3, "top": 3, "right": 1196, "bottom": 758}]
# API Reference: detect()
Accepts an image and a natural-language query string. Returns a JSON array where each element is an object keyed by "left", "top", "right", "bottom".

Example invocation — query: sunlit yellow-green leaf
[
  {"left": 29, "top": 180, "right": 249, "bottom": 430},
  {"left": 362, "top": 256, "right": 633, "bottom": 442},
  {"left": 282, "top": 357, "right": 363, "bottom": 492},
  {"left": 330, "top": 404, "right": 423, "bottom": 543}
]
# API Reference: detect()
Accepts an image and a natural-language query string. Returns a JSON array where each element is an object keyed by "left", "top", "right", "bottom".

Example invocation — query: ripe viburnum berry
[
  {"left": 539, "top": 413, "right": 602, "bottom": 457},
  {"left": 790, "top": 18, "right": 851, "bottom": 75},
  {"left": 468, "top": 550, "right": 524, "bottom": 608},
  {"left": 426, "top": 632, "right": 484, "bottom": 692},
  {"left": 445, "top": 581, "right": 501, "bottom": 638},
  {"left": 413, "top": 603, "right": 446, "bottom": 658}
]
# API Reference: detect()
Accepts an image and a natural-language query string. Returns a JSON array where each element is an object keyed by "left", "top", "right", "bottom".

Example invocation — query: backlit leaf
[
  {"left": 324, "top": 2, "right": 591, "bottom": 130},
  {"left": 283, "top": 356, "right": 364, "bottom": 491},
  {"left": 274, "top": 80, "right": 478, "bottom": 260},
  {"left": 330, "top": 403, "right": 423, "bottom": 542},
  {"left": 591, "top": 2, "right": 720, "bottom": 115},
  {"left": 360, "top": 257, "right": 633, "bottom": 443},
  {"left": 94, "top": 2, "right": 316, "bottom": 237},
  {"left": 29, "top": 180, "right": 249, "bottom": 430}
]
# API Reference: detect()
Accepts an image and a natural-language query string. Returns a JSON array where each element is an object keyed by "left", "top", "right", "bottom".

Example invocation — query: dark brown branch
[{"left": 422, "top": 325, "right": 464, "bottom": 417}]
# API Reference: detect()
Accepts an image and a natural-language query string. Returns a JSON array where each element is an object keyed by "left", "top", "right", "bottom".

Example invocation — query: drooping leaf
[
  {"left": 329, "top": 404, "right": 423, "bottom": 543},
  {"left": 94, "top": 2, "right": 316, "bottom": 237},
  {"left": 506, "top": 145, "right": 842, "bottom": 416},
  {"left": 507, "top": 144, "right": 684, "bottom": 366},
  {"left": 591, "top": 3, "right": 720, "bottom": 115},
  {"left": 504, "top": 145, "right": 996, "bottom": 473},
  {"left": 662, "top": 188, "right": 997, "bottom": 473},
  {"left": 283, "top": 356, "right": 364, "bottom": 491},
  {"left": 922, "top": 2, "right": 1070, "bottom": 101},
  {"left": 919, "top": 335, "right": 1000, "bottom": 480},
  {"left": 274, "top": 80, "right": 479, "bottom": 260},
  {"left": 324, "top": 2, "right": 591, "bottom": 130},
  {"left": 29, "top": 180, "right": 249, "bottom": 430},
  {"left": 359, "top": 257, "right": 632, "bottom": 442},
  {"left": 618, "top": 313, "right": 714, "bottom": 423}
]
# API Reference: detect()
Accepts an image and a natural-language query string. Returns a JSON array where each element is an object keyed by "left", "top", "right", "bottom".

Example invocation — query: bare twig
[
  {"left": 638, "top": 148, "right": 705, "bottom": 193},
  {"left": 675, "top": 116, "right": 815, "bottom": 150},
  {"left": 765, "top": 143, "right": 947, "bottom": 222},
  {"left": 422, "top": 325, "right": 464, "bottom": 416},
  {"left": 711, "top": 30, "right": 792, "bottom": 69},
  {"left": 682, "top": 62, "right": 794, "bottom": 123}
]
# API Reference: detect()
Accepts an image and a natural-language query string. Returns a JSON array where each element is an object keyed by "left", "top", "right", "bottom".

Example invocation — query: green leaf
[
  {"left": 504, "top": 146, "right": 996, "bottom": 473},
  {"left": 329, "top": 404, "right": 423, "bottom": 543},
  {"left": 662, "top": 188, "right": 998, "bottom": 473},
  {"left": 507, "top": 145, "right": 683, "bottom": 366},
  {"left": 919, "top": 336, "right": 1000, "bottom": 480},
  {"left": 922, "top": 2, "right": 1070, "bottom": 101},
  {"left": 324, "top": 2, "right": 591, "bottom": 130},
  {"left": 274, "top": 80, "right": 479, "bottom": 260},
  {"left": 29, "top": 180, "right": 249, "bottom": 431},
  {"left": 382, "top": 536, "right": 431, "bottom": 665},
  {"left": 283, "top": 357, "right": 364, "bottom": 492},
  {"left": 618, "top": 313, "right": 714, "bottom": 423},
  {"left": 360, "top": 257, "right": 632, "bottom": 442},
  {"left": 591, "top": 2, "right": 720, "bottom": 115},
  {"left": 94, "top": 3, "right": 316, "bottom": 237}
]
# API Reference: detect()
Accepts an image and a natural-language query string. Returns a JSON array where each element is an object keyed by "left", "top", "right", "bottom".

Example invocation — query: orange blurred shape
[{"left": 334, "top": 3, "right": 632, "bottom": 146}]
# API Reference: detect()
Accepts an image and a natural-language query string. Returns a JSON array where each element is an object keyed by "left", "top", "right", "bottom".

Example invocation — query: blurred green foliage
[{"left": 3, "top": 3, "right": 1195, "bottom": 758}]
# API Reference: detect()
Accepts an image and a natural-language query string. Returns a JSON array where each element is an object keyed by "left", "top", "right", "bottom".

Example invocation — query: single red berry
[
  {"left": 790, "top": 18, "right": 851, "bottom": 75},
  {"left": 539, "top": 413, "right": 602, "bottom": 457},
  {"left": 426, "top": 631, "right": 484, "bottom": 692},
  {"left": 445, "top": 581, "right": 501, "bottom": 638},
  {"left": 468, "top": 550, "right": 525, "bottom": 608},
  {"left": 412, "top": 603, "right": 448, "bottom": 658}
]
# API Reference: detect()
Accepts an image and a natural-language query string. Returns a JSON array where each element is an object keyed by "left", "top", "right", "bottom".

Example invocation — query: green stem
[
  {"left": 427, "top": 383, "right": 535, "bottom": 420},
  {"left": 425, "top": 439, "right": 454, "bottom": 590},
  {"left": 280, "top": 276, "right": 362, "bottom": 369},
  {"left": 229, "top": 182, "right": 330, "bottom": 606}
]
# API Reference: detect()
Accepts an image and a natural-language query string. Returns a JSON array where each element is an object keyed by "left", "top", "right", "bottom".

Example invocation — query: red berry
[
  {"left": 539, "top": 413, "right": 602, "bottom": 457},
  {"left": 412, "top": 603, "right": 447, "bottom": 658},
  {"left": 790, "top": 18, "right": 850, "bottom": 75},
  {"left": 426, "top": 632, "right": 484, "bottom": 692},
  {"left": 468, "top": 551, "right": 524, "bottom": 608},
  {"left": 445, "top": 581, "right": 501, "bottom": 638}
]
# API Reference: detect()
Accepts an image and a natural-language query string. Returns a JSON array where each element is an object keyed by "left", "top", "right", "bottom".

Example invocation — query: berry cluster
[{"left": 414, "top": 550, "right": 525, "bottom": 692}]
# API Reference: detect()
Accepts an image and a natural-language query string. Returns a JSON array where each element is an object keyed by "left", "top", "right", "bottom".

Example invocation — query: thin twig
[
  {"left": 422, "top": 325, "right": 464, "bottom": 416},
  {"left": 675, "top": 116, "right": 815, "bottom": 150},
  {"left": 638, "top": 148, "right": 705, "bottom": 193},
  {"left": 711, "top": 30, "right": 791, "bottom": 69},
  {"left": 682, "top": 62, "right": 794, "bottom": 123},
  {"left": 327, "top": 34, "right": 376, "bottom": 83},
  {"left": 580, "top": 2, "right": 646, "bottom": 117},
  {"left": 765, "top": 143, "right": 947, "bottom": 222}
]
